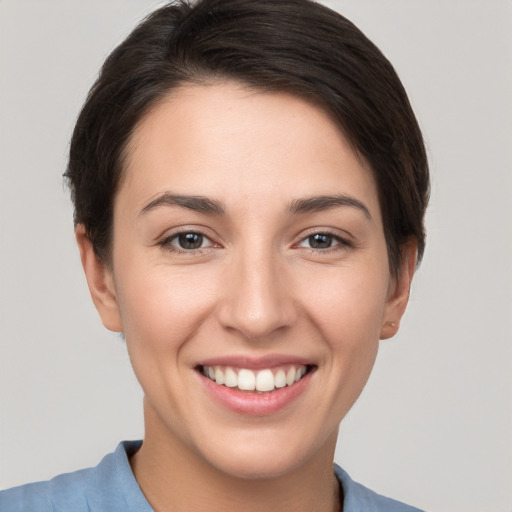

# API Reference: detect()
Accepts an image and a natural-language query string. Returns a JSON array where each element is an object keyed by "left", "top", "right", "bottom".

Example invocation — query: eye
[
  {"left": 161, "top": 231, "right": 214, "bottom": 252},
  {"left": 176, "top": 232, "right": 207, "bottom": 250},
  {"left": 298, "top": 232, "right": 349, "bottom": 251}
]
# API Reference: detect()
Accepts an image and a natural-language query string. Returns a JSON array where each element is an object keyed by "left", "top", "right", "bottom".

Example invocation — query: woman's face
[{"left": 81, "top": 82, "right": 412, "bottom": 479}]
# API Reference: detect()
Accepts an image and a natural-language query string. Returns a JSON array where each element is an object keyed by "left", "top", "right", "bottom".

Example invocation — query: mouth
[{"left": 197, "top": 364, "right": 316, "bottom": 394}]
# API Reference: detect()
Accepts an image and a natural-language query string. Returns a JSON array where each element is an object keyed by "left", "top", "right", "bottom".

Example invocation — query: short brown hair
[{"left": 65, "top": 0, "right": 429, "bottom": 273}]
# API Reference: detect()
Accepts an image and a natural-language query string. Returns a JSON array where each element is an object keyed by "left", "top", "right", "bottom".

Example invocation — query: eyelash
[
  {"left": 158, "top": 230, "right": 217, "bottom": 254},
  {"left": 158, "top": 229, "right": 353, "bottom": 255},
  {"left": 297, "top": 231, "right": 353, "bottom": 253}
]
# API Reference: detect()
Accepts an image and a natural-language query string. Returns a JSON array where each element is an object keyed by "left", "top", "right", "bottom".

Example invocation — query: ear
[
  {"left": 75, "top": 224, "right": 123, "bottom": 332},
  {"left": 380, "top": 241, "right": 417, "bottom": 340}
]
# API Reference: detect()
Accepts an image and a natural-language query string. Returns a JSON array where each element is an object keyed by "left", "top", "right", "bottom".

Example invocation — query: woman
[{"left": 0, "top": 0, "right": 429, "bottom": 510}]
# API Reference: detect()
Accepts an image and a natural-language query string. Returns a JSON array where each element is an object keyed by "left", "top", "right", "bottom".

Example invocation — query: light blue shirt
[{"left": 0, "top": 441, "right": 424, "bottom": 511}]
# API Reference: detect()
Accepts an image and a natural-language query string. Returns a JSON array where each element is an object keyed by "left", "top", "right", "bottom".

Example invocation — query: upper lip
[{"left": 196, "top": 353, "right": 315, "bottom": 370}]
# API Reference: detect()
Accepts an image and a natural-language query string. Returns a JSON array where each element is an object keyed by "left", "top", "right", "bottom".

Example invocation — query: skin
[{"left": 76, "top": 82, "right": 416, "bottom": 512}]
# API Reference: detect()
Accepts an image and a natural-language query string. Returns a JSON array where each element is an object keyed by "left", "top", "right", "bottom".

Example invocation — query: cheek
[
  {"left": 322, "top": 273, "right": 387, "bottom": 402},
  {"left": 113, "top": 265, "right": 223, "bottom": 416},
  {"left": 114, "top": 264, "right": 220, "bottom": 353},
  {"left": 289, "top": 263, "right": 389, "bottom": 430},
  {"left": 297, "top": 262, "right": 389, "bottom": 354}
]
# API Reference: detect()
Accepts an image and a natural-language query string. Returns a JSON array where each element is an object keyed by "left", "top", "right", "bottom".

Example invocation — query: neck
[{"left": 130, "top": 402, "right": 341, "bottom": 512}]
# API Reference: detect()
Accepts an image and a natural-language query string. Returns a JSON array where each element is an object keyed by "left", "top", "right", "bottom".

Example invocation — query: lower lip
[{"left": 199, "top": 370, "right": 313, "bottom": 416}]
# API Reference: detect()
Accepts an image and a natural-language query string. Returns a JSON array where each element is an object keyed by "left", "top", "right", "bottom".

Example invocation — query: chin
[
  {"left": 206, "top": 447, "right": 306, "bottom": 480},
  {"left": 195, "top": 424, "right": 337, "bottom": 481}
]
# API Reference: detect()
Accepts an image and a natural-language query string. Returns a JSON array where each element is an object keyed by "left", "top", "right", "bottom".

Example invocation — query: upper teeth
[{"left": 203, "top": 365, "right": 307, "bottom": 392}]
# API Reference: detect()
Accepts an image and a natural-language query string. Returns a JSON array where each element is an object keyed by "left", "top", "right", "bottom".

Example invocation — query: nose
[{"left": 217, "top": 245, "right": 297, "bottom": 340}]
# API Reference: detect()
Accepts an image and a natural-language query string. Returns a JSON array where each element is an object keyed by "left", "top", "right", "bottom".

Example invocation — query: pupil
[
  {"left": 179, "top": 233, "right": 203, "bottom": 249},
  {"left": 309, "top": 234, "right": 332, "bottom": 249}
]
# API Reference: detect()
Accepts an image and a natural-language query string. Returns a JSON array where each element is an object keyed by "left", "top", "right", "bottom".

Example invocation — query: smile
[{"left": 200, "top": 364, "right": 310, "bottom": 393}]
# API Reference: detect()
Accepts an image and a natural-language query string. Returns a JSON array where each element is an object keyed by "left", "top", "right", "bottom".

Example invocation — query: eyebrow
[
  {"left": 140, "top": 193, "right": 225, "bottom": 216},
  {"left": 139, "top": 192, "right": 371, "bottom": 220},
  {"left": 287, "top": 194, "right": 372, "bottom": 219}
]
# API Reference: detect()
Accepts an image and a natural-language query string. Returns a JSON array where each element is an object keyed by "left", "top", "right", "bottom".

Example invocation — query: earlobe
[
  {"left": 380, "top": 241, "right": 417, "bottom": 340},
  {"left": 75, "top": 225, "right": 123, "bottom": 332}
]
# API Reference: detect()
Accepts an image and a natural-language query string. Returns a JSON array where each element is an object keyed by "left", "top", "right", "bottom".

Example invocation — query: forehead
[{"left": 119, "top": 82, "right": 380, "bottom": 219}]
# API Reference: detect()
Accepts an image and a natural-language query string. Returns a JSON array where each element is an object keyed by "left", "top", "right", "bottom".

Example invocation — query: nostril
[{"left": 215, "top": 264, "right": 298, "bottom": 339}]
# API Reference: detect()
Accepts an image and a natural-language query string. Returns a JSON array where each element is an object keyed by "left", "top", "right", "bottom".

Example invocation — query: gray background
[{"left": 1, "top": 1, "right": 511, "bottom": 511}]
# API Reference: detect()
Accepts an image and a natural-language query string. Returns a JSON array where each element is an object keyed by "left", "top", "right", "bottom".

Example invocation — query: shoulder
[
  {"left": 0, "top": 441, "right": 151, "bottom": 512},
  {"left": 334, "top": 464, "right": 426, "bottom": 512},
  {"left": 0, "top": 467, "right": 97, "bottom": 512}
]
